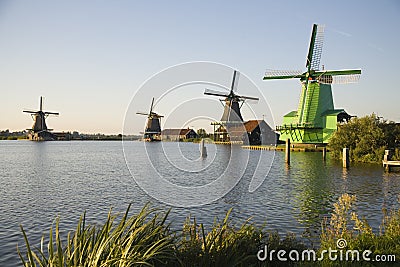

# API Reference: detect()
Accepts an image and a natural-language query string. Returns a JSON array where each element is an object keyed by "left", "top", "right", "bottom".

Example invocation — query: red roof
[{"left": 213, "top": 120, "right": 272, "bottom": 134}]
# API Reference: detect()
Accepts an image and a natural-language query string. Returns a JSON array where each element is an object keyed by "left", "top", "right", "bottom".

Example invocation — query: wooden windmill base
[{"left": 28, "top": 131, "right": 57, "bottom": 141}]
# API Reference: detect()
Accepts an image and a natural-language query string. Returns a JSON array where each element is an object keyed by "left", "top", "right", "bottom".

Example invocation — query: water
[{"left": 1, "top": 140, "right": 399, "bottom": 265}]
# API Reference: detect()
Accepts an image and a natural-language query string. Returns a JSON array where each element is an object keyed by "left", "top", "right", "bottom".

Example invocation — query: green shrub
[
  {"left": 320, "top": 194, "right": 400, "bottom": 266},
  {"left": 328, "top": 114, "right": 400, "bottom": 163}
]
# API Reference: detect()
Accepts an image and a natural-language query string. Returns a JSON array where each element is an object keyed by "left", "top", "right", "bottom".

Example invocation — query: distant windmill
[
  {"left": 204, "top": 70, "right": 259, "bottom": 123},
  {"left": 23, "top": 96, "right": 59, "bottom": 141},
  {"left": 136, "top": 97, "right": 163, "bottom": 142},
  {"left": 205, "top": 70, "right": 259, "bottom": 143},
  {"left": 263, "top": 24, "right": 361, "bottom": 144}
]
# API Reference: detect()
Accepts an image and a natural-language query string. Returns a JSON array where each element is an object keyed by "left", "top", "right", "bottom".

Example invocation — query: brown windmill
[
  {"left": 23, "top": 96, "right": 59, "bottom": 141},
  {"left": 136, "top": 97, "right": 163, "bottom": 141}
]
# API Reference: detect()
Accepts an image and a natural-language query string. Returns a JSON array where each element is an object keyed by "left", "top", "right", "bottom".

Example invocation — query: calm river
[{"left": 0, "top": 140, "right": 399, "bottom": 265}]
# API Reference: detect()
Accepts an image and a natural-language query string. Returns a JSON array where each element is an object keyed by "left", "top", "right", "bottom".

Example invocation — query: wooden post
[
  {"left": 200, "top": 138, "right": 207, "bottom": 158},
  {"left": 285, "top": 139, "right": 290, "bottom": 165},
  {"left": 384, "top": 150, "right": 391, "bottom": 172},
  {"left": 343, "top": 148, "right": 349, "bottom": 168},
  {"left": 384, "top": 150, "right": 391, "bottom": 162},
  {"left": 384, "top": 163, "right": 390, "bottom": 172},
  {"left": 322, "top": 147, "right": 327, "bottom": 161}
]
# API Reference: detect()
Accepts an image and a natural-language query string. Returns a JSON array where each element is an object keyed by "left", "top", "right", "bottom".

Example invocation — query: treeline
[
  {"left": 0, "top": 130, "right": 27, "bottom": 140},
  {"left": 0, "top": 136, "right": 26, "bottom": 140},
  {"left": 328, "top": 114, "right": 400, "bottom": 163}
]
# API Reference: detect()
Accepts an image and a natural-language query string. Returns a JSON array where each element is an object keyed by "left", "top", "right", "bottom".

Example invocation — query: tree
[
  {"left": 328, "top": 114, "right": 399, "bottom": 163},
  {"left": 197, "top": 128, "right": 207, "bottom": 138},
  {"left": 380, "top": 121, "right": 400, "bottom": 149}
]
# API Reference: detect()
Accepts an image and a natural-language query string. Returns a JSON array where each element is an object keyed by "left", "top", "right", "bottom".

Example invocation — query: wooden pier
[
  {"left": 242, "top": 145, "right": 277, "bottom": 151},
  {"left": 241, "top": 145, "right": 327, "bottom": 152},
  {"left": 382, "top": 149, "right": 400, "bottom": 172},
  {"left": 383, "top": 160, "right": 400, "bottom": 172},
  {"left": 213, "top": 141, "right": 243, "bottom": 145}
]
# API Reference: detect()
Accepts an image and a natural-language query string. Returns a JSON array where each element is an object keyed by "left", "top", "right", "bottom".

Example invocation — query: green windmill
[{"left": 263, "top": 24, "right": 361, "bottom": 144}]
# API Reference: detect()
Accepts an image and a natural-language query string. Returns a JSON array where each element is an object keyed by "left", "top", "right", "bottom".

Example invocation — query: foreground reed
[
  {"left": 18, "top": 205, "right": 306, "bottom": 266},
  {"left": 18, "top": 204, "right": 177, "bottom": 266},
  {"left": 18, "top": 195, "right": 400, "bottom": 266}
]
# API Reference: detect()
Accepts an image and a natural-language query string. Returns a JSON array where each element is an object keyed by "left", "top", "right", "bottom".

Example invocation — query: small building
[
  {"left": 53, "top": 131, "right": 72, "bottom": 141},
  {"left": 161, "top": 128, "right": 198, "bottom": 141},
  {"left": 211, "top": 120, "right": 278, "bottom": 145},
  {"left": 244, "top": 120, "right": 278, "bottom": 145}
]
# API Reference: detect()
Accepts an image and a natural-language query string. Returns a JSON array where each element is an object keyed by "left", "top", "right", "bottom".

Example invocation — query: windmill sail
[
  {"left": 231, "top": 70, "right": 240, "bottom": 92},
  {"left": 204, "top": 70, "right": 259, "bottom": 123},
  {"left": 204, "top": 88, "right": 230, "bottom": 97},
  {"left": 306, "top": 24, "right": 325, "bottom": 71},
  {"left": 264, "top": 69, "right": 305, "bottom": 80},
  {"left": 316, "top": 70, "right": 361, "bottom": 84}
]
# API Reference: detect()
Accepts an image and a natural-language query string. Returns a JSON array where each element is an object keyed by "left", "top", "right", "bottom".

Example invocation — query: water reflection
[
  {"left": 341, "top": 167, "right": 349, "bottom": 180},
  {"left": 382, "top": 171, "right": 400, "bottom": 211},
  {"left": 288, "top": 153, "right": 335, "bottom": 239}
]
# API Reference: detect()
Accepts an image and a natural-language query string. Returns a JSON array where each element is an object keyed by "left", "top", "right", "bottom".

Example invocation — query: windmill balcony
[{"left": 276, "top": 122, "right": 322, "bottom": 131}]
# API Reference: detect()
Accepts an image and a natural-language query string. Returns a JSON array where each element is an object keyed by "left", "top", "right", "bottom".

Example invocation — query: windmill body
[
  {"left": 220, "top": 96, "right": 244, "bottom": 122},
  {"left": 23, "top": 96, "right": 59, "bottom": 141},
  {"left": 32, "top": 111, "right": 48, "bottom": 132},
  {"left": 264, "top": 24, "right": 361, "bottom": 144},
  {"left": 146, "top": 115, "right": 161, "bottom": 134},
  {"left": 137, "top": 97, "right": 163, "bottom": 142}
]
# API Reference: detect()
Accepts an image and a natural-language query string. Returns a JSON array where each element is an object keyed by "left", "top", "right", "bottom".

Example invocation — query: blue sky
[{"left": 0, "top": 0, "right": 399, "bottom": 134}]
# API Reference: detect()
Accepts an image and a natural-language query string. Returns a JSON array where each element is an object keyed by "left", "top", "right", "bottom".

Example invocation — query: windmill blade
[
  {"left": 45, "top": 112, "right": 59, "bottom": 115},
  {"left": 314, "top": 69, "right": 361, "bottom": 76},
  {"left": 237, "top": 95, "right": 259, "bottom": 101},
  {"left": 315, "top": 69, "right": 361, "bottom": 84},
  {"left": 204, "top": 88, "right": 229, "bottom": 97},
  {"left": 239, "top": 98, "right": 259, "bottom": 105},
  {"left": 136, "top": 112, "right": 150, "bottom": 116},
  {"left": 231, "top": 70, "right": 240, "bottom": 92},
  {"left": 149, "top": 97, "right": 155, "bottom": 114},
  {"left": 318, "top": 74, "right": 361, "bottom": 84},
  {"left": 23, "top": 110, "right": 39, "bottom": 114},
  {"left": 263, "top": 69, "right": 305, "bottom": 80},
  {"left": 306, "top": 24, "right": 325, "bottom": 71},
  {"left": 151, "top": 113, "right": 164, "bottom": 118}
]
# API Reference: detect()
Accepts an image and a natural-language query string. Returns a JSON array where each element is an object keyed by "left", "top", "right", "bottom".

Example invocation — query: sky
[{"left": 0, "top": 0, "right": 399, "bottom": 134}]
